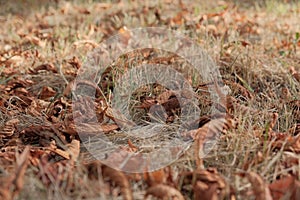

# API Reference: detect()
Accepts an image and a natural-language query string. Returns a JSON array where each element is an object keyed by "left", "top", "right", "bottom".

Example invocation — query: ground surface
[{"left": 0, "top": 0, "right": 300, "bottom": 199}]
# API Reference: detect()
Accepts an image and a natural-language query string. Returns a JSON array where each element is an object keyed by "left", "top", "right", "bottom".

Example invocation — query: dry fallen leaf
[
  {"left": 48, "top": 139, "right": 80, "bottom": 161},
  {"left": 182, "top": 113, "right": 237, "bottom": 169},
  {"left": 194, "top": 180, "right": 220, "bottom": 200},
  {"left": 269, "top": 176, "right": 300, "bottom": 200},
  {"left": 24, "top": 35, "right": 46, "bottom": 48},
  {"left": 145, "top": 184, "right": 184, "bottom": 200},
  {"left": 243, "top": 172, "right": 273, "bottom": 200},
  {"left": 0, "top": 118, "right": 19, "bottom": 138},
  {"left": 180, "top": 168, "right": 229, "bottom": 200},
  {"left": 32, "top": 63, "right": 58, "bottom": 74},
  {"left": 102, "top": 165, "right": 133, "bottom": 200},
  {"left": 39, "top": 86, "right": 56, "bottom": 100},
  {"left": 271, "top": 130, "right": 300, "bottom": 153},
  {"left": 143, "top": 167, "right": 171, "bottom": 186}
]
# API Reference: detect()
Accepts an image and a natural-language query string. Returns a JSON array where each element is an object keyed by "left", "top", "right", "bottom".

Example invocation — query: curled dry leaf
[
  {"left": 145, "top": 184, "right": 184, "bottom": 200},
  {"left": 102, "top": 165, "right": 133, "bottom": 200},
  {"left": 243, "top": 172, "right": 273, "bottom": 200},
  {"left": 1, "top": 55, "right": 24, "bottom": 68},
  {"left": 286, "top": 134, "right": 300, "bottom": 153},
  {"left": 31, "top": 63, "right": 58, "bottom": 74},
  {"left": 66, "top": 56, "right": 81, "bottom": 69},
  {"left": 104, "top": 106, "right": 136, "bottom": 129},
  {"left": 180, "top": 168, "right": 229, "bottom": 200},
  {"left": 49, "top": 139, "right": 80, "bottom": 161},
  {"left": 156, "top": 90, "right": 176, "bottom": 104},
  {"left": 75, "top": 7, "right": 91, "bottom": 15},
  {"left": 182, "top": 113, "right": 237, "bottom": 168},
  {"left": 271, "top": 127, "right": 300, "bottom": 153},
  {"left": 195, "top": 169, "right": 228, "bottom": 200},
  {"left": 194, "top": 180, "right": 220, "bottom": 200},
  {"left": 39, "top": 86, "right": 56, "bottom": 100},
  {"left": 24, "top": 35, "right": 46, "bottom": 48},
  {"left": 146, "top": 170, "right": 167, "bottom": 186},
  {"left": 269, "top": 176, "right": 300, "bottom": 200},
  {"left": 0, "top": 118, "right": 19, "bottom": 138},
  {"left": 143, "top": 167, "right": 172, "bottom": 186}
]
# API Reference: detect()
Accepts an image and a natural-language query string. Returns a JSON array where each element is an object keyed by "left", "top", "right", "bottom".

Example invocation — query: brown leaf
[
  {"left": 32, "top": 63, "right": 58, "bottom": 74},
  {"left": 48, "top": 139, "right": 80, "bottom": 161},
  {"left": 143, "top": 168, "right": 168, "bottom": 186},
  {"left": 0, "top": 118, "right": 19, "bottom": 137},
  {"left": 39, "top": 86, "right": 56, "bottom": 100},
  {"left": 281, "top": 87, "right": 291, "bottom": 100},
  {"left": 66, "top": 56, "right": 81, "bottom": 69},
  {"left": 245, "top": 172, "right": 273, "bottom": 200},
  {"left": 145, "top": 184, "right": 184, "bottom": 200},
  {"left": 156, "top": 90, "right": 175, "bottom": 104},
  {"left": 288, "top": 134, "right": 300, "bottom": 153},
  {"left": 181, "top": 113, "right": 237, "bottom": 169},
  {"left": 148, "top": 104, "right": 168, "bottom": 123},
  {"left": 102, "top": 166, "right": 133, "bottom": 200},
  {"left": 180, "top": 168, "right": 229, "bottom": 200},
  {"left": 135, "top": 98, "right": 156, "bottom": 109},
  {"left": 194, "top": 180, "right": 220, "bottom": 200},
  {"left": 24, "top": 35, "right": 46, "bottom": 47},
  {"left": 269, "top": 176, "right": 300, "bottom": 200},
  {"left": 161, "top": 96, "right": 180, "bottom": 116},
  {"left": 76, "top": 7, "right": 90, "bottom": 14},
  {"left": 104, "top": 107, "right": 135, "bottom": 129},
  {"left": 271, "top": 131, "right": 300, "bottom": 153}
]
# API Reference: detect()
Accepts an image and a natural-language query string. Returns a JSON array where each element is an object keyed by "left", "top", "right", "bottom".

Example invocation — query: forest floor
[{"left": 0, "top": 0, "right": 300, "bottom": 199}]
